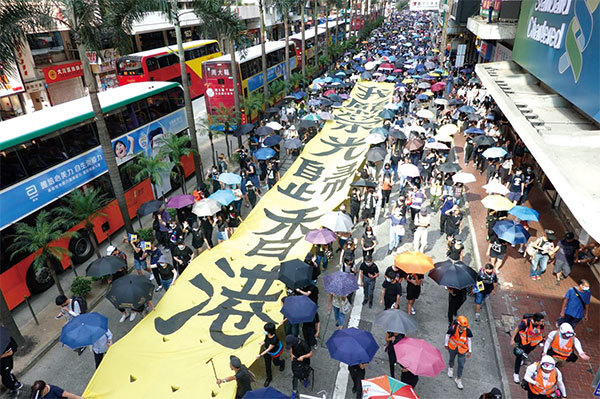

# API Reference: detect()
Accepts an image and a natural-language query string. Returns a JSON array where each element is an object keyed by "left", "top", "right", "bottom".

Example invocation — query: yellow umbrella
[
  {"left": 438, "top": 123, "right": 458, "bottom": 135},
  {"left": 432, "top": 49, "right": 440, "bottom": 53},
  {"left": 482, "top": 195, "right": 515, "bottom": 211},
  {"left": 362, "top": 41, "right": 369, "bottom": 44},
  {"left": 434, "top": 133, "right": 453, "bottom": 143},
  {"left": 429, "top": 72, "right": 440, "bottom": 77},
  {"left": 442, "top": 71, "right": 449, "bottom": 76},
  {"left": 402, "top": 78, "right": 414, "bottom": 84},
  {"left": 424, "top": 90, "right": 434, "bottom": 96}
]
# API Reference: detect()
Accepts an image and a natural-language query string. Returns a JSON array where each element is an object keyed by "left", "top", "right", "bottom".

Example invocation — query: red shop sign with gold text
[{"left": 42, "top": 61, "right": 83, "bottom": 84}]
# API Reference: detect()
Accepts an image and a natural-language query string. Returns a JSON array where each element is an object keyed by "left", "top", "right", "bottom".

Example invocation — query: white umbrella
[
  {"left": 192, "top": 198, "right": 221, "bottom": 217},
  {"left": 434, "top": 98, "right": 449, "bottom": 106},
  {"left": 416, "top": 109, "right": 435, "bottom": 120},
  {"left": 364, "top": 61, "right": 376, "bottom": 70},
  {"left": 482, "top": 181, "right": 510, "bottom": 195},
  {"left": 265, "top": 121, "right": 283, "bottom": 130},
  {"left": 399, "top": 163, "right": 420, "bottom": 177},
  {"left": 365, "top": 133, "right": 386, "bottom": 145},
  {"left": 433, "top": 133, "right": 453, "bottom": 143},
  {"left": 452, "top": 172, "right": 476, "bottom": 184},
  {"left": 438, "top": 123, "right": 458, "bottom": 135},
  {"left": 405, "top": 125, "right": 426, "bottom": 134},
  {"left": 320, "top": 211, "right": 353, "bottom": 233}
]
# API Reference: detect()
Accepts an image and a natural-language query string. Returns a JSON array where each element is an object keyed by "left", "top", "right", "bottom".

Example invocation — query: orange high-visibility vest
[
  {"left": 528, "top": 363, "right": 557, "bottom": 395},
  {"left": 448, "top": 326, "right": 469, "bottom": 354},
  {"left": 550, "top": 333, "right": 573, "bottom": 360},
  {"left": 519, "top": 319, "right": 543, "bottom": 346}
]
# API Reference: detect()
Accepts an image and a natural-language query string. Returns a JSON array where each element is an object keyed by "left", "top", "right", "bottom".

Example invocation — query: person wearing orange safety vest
[
  {"left": 542, "top": 322, "right": 589, "bottom": 368},
  {"left": 524, "top": 356, "right": 566, "bottom": 398},
  {"left": 444, "top": 315, "right": 472, "bottom": 390},
  {"left": 510, "top": 313, "right": 545, "bottom": 384}
]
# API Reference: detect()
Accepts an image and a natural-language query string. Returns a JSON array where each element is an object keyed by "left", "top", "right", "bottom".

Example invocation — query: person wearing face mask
[
  {"left": 172, "top": 240, "right": 194, "bottom": 274},
  {"left": 257, "top": 322, "right": 285, "bottom": 387},
  {"left": 542, "top": 322, "right": 590, "bottom": 368},
  {"left": 361, "top": 226, "right": 377, "bottom": 259},
  {"left": 552, "top": 233, "right": 580, "bottom": 285},
  {"left": 474, "top": 263, "right": 497, "bottom": 321},
  {"left": 190, "top": 222, "right": 211, "bottom": 256},
  {"left": 380, "top": 270, "right": 402, "bottom": 310},
  {"left": 445, "top": 315, "right": 473, "bottom": 390},
  {"left": 523, "top": 356, "right": 567, "bottom": 398},
  {"left": 506, "top": 169, "right": 525, "bottom": 204},
  {"left": 510, "top": 313, "right": 545, "bottom": 383},
  {"left": 359, "top": 255, "right": 379, "bottom": 308},
  {"left": 520, "top": 165, "right": 536, "bottom": 204},
  {"left": 557, "top": 279, "right": 590, "bottom": 329},
  {"left": 387, "top": 206, "right": 406, "bottom": 255}
]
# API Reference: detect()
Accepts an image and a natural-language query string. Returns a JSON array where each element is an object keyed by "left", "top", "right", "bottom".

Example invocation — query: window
[
  {"left": 207, "top": 42, "right": 220, "bottom": 55},
  {"left": 158, "top": 54, "right": 178, "bottom": 69},
  {"left": 121, "top": 105, "right": 139, "bottom": 131},
  {"left": 61, "top": 123, "right": 99, "bottom": 157},
  {"left": 87, "top": 173, "right": 115, "bottom": 201},
  {"left": 105, "top": 111, "right": 128, "bottom": 139},
  {"left": 146, "top": 57, "right": 159, "bottom": 72},
  {"left": 147, "top": 92, "right": 172, "bottom": 120},
  {"left": 0, "top": 147, "right": 27, "bottom": 189},
  {"left": 119, "top": 158, "right": 138, "bottom": 191},
  {"left": 130, "top": 100, "right": 150, "bottom": 127},
  {"left": 167, "top": 88, "right": 185, "bottom": 110},
  {"left": 18, "top": 132, "right": 68, "bottom": 176},
  {"left": 116, "top": 57, "right": 144, "bottom": 76}
]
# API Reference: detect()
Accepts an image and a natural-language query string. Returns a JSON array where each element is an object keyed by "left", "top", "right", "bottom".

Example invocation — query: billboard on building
[
  {"left": 409, "top": 0, "right": 439, "bottom": 11},
  {"left": 513, "top": 0, "right": 600, "bottom": 123},
  {"left": 0, "top": 61, "right": 25, "bottom": 98}
]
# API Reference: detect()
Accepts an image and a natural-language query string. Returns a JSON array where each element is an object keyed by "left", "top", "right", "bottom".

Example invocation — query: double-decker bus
[
  {"left": 287, "top": 21, "right": 346, "bottom": 69},
  {"left": 0, "top": 82, "right": 191, "bottom": 310},
  {"left": 202, "top": 41, "right": 297, "bottom": 121},
  {"left": 116, "top": 40, "right": 221, "bottom": 99}
]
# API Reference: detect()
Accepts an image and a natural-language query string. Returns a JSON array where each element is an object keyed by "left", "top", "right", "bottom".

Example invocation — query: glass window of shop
[
  {"left": 139, "top": 31, "right": 166, "bottom": 51},
  {"left": 27, "top": 32, "right": 68, "bottom": 66}
]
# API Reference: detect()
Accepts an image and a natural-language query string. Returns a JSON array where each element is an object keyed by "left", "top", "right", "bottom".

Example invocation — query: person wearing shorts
[
  {"left": 486, "top": 233, "right": 507, "bottom": 274},
  {"left": 406, "top": 273, "right": 423, "bottom": 315},
  {"left": 474, "top": 264, "right": 497, "bottom": 321}
]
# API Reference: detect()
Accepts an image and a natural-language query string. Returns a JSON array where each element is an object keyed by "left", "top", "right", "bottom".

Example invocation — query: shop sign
[
  {"left": 0, "top": 61, "right": 25, "bottom": 97},
  {"left": 513, "top": 0, "right": 600, "bottom": 123},
  {"left": 480, "top": 0, "right": 502, "bottom": 21},
  {"left": 42, "top": 61, "right": 84, "bottom": 84}
]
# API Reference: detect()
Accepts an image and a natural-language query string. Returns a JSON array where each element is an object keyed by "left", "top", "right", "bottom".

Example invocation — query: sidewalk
[{"left": 454, "top": 134, "right": 600, "bottom": 398}]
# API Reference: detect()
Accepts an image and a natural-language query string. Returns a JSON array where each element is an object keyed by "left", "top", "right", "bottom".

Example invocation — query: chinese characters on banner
[
  {"left": 42, "top": 61, "right": 84, "bottom": 84},
  {"left": 83, "top": 81, "right": 394, "bottom": 399}
]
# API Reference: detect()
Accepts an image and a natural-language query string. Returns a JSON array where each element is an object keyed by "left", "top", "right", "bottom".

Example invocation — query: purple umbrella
[
  {"left": 323, "top": 271, "right": 359, "bottom": 296},
  {"left": 339, "top": 93, "right": 350, "bottom": 100},
  {"left": 305, "top": 228, "right": 337, "bottom": 244},
  {"left": 166, "top": 194, "right": 195, "bottom": 209}
]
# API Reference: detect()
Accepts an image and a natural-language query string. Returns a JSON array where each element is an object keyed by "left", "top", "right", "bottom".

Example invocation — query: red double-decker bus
[{"left": 116, "top": 40, "right": 221, "bottom": 99}]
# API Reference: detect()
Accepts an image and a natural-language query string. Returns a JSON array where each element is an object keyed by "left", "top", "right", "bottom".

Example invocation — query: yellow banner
[{"left": 83, "top": 81, "right": 394, "bottom": 398}]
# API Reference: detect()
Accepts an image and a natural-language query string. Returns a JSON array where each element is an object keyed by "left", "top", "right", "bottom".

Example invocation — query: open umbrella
[
  {"left": 429, "top": 260, "right": 477, "bottom": 289},
  {"left": 283, "top": 138, "right": 302, "bottom": 149},
  {"left": 438, "top": 124, "right": 459, "bottom": 135},
  {"left": 379, "top": 109, "right": 396, "bottom": 120},
  {"left": 320, "top": 211, "right": 353, "bottom": 233},
  {"left": 434, "top": 98, "right": 449, "bottom": 106},
  {"left": 266, "top": 107, "right": 279, "bottom": 115},
  {"left": 254, "top": 147, "right": 276, "bottom": 160},
  {"left": 389, "top": 129, "right": 407, "bottom": 140},
  {"left": 59, "top": 312, "right": 108, "bottom": 349},
  {"left": 482, "top": 147, "right": 508, "bottom": 159},
  {"left": 394, "top": 337, "right": 445, "bottom": 377},
  {"left": 137, "top": 200, "right": 163, "bottom": 217},
  {"left": 323, "top": 271, "right": 359, "bottom": 297},
  {"left": 365, "top": 133, "right": 386, "bottom": 145},
  {"left": 404, "top": 139, "right": 424, "bottom": 151},
  {"left": 437, "top": 162, "right": 461, "bottom": 174},
  {"left": 234, "top": 123, "right": 255, "bottom": 136},
  {"left": 416, "top": 109, "right": 435, "bottom": 119},
  {"left": 209, "top": 189, "right": 236, "bottom": 206},
  {"left": 376, "top": 309, "right": 418, "bottom": 334},
  {"left": 192, "top": 198, "right": 221, "bottom": 217},
  {"left": 166, "top": 194, "right": 195, "bottom": 209},
  {"left": 366, "top": 148, "right": 386, "bottom": 163},
  {"left": 106, "top": 275, "right": 154, "bottom": 309},
  {"left": 398, "top": 163, "right": 420, "bottom": 177},
  {"left": 281, "top": 295, "right": 317, "bottom": 324},
  {"left": 318, "top": 111, "right": 334, "bottom": 120},
  {"left": 431, "top": 82, "right": 446, "bottom": 92},
  {"left": 218, "top": 172, "right": 242, "bottom": 185},
  {"left": 508, "top": 205, "right": 540, "bottom": 222},
  {"left": 482, "top": 181, "right": 510, "bottom": 195},
  {"left": 493, "top": 220, "right": 531, "bottom": 244},
  {"left": 278, "top": 259, "right": 312, "bottom": 290},
  {"left": 394, "top": 251, "right": 434, "bottom": 275},
  {"left": 473, "top": 135, "right": 496, "bottom": 146},
  {"left": 351, "top": 179, "right": 377, "bottom": 188},
  {"left": 361, "top": 375, "right": 419, "bottom": 399},
  {"left": 305, "top": 228, "right": 337, "bottom": 245},
  {"left": 298, "top": 119, "right": 318, "bottom": 129},
  {"left": 468, "top": 113, "right": 484, "bottom": 121},
  {"left": 86, "top": 256, "right": 127, "bottom": 277},
  {"left": 452, "top": 172, "right": 476, "bottom": 184},
  {"left": 433, "top": 133, "right": 453, "bottom": 143},
  {"left": 458, "top": 105, "right": 476, "bottom": 114},
  {"left": 425, "top": 141, "right": 449, "bottom": 150},
  {"left": 263, "top": 135, "right": 282, "bottom": 147},
  {"left": 256, "top": 126, "right": 274, "bottom": 136},
  {"left": 326, "top": 328, "right": 379, "bottom": 365},
  {"left": 303, "top": 113, "right": 322, "bottom": 122},
  {"left": 464, "top": 127, "right": 485, "bottom": 135},
  {"left": 243, "top": 387, "right": 289, "bottom": 399},
  {"left": 482, "top": 194, "right": 514, "bottom": 211},
  {"left": 371, "top": 126, "right": 389, "bottom": 136}
]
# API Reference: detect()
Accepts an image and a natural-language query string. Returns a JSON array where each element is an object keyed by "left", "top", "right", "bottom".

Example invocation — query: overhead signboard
[
  {"left": 0, "top": 61, "right": 25, "bottom": 97},
  {"left": 512, "top": 0, "right": 600, "bottom": 123},
  {"left": 42, "top": 61, "right": 83, "bottom": 84}
]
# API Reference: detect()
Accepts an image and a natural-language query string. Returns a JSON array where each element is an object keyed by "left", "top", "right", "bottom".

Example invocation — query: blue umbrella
[
  {"left": 458, "top": 105, "right": 476, "bottom": 113},
  {"left": 293, "top": 91, "right": 307, "bottom": 98},
  {"left": 416, "top": 94, "right": 429, "bottom": 100},
  {"left": 217, "top": 172, "right": 242, "bottom": 185},
  {"left": 508, "top": 206, "right": 540, "bottom": 222},
  {"left": 254, "top": 147, "right": 276, "bottom": 160},
  {"left": 493, "top": 220, "right": 531, "bottom": 245},
  {"left": 361, "top": 72, "right": 372, "bottom": 79},
  {"left": 209, "top": 189, "right": 236, "bottom": 205},
  {"left": 464, "top": 128, "right": 485, "bottom": 135},
  {"left": 482, "top": 147, "right": 508, "bottom": 159},
  {"left": 371, "top": 126, "right": 389, "bottom": 136},
  {"left": 323, "top": 271, "right": 359, "bottom": 296},
  {"left": 379, "top": 109, "right": 396, "bottom": 119},
  {"left": 263, "top": 135, "right": 282, "bottom": 147},
  {"left": 281, "top": 295, "right": 317, "bottom": 324},
  {"left": 386, "top": 76, "right": 397, "bottom": 82},
  {"left": 326, "top": 327, "right": 379, "bottom": 365},
  {"left": 243, "top": 387, "right": 290, "bottom": 399},
  {"left": 60, "top": 312, "right": 108, "bottom": 349}
]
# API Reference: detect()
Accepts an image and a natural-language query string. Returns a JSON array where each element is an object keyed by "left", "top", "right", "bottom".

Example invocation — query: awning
[{"left": 476, "top": 61, "right": 600, "bottom": 242}]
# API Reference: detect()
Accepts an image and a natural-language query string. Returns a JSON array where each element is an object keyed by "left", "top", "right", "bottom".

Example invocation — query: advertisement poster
[{"left": 0, "top": 61, "right": 25, "bottom": 97}]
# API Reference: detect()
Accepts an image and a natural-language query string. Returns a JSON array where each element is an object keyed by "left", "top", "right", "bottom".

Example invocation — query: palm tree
[
  {"left": 158, "top": 134, "right": 196, "bottom": 194},
  {"left": 256, "top": 0, "right": 270, "bottom": 100},
  {"left": 9, "top": 211, "right": 75, "bottom": 297},
  {"left": 243, "top": 92, "right": 266, "bottom": 123},
  {"left": 273, "top": 0, "right": 293, "bottom": 84},
  {"left": 127, "top": 152, "right": 171, "bottom": 199},
  {"left": 55, "top": 187, "right": 108, "bottom": 260},
  {"left": 300, "top": 3, "right": 307, "bottom": 77},
  {"left": 313, "top": 0, "right": 319, "bottom": 67},
  {"left": 211, "top": 104, "right": 239, "bottom": 158}
]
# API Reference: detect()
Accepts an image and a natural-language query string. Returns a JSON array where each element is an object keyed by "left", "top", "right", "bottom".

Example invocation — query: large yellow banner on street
[{"left": 83, "top": 82, "right": 394, "bottom": 398}]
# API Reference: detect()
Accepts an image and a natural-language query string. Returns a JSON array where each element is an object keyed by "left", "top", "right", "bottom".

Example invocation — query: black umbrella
[
  {"left": 375, "top": 309, "right": 418, "bottom": 334},
  {"left": 106, "top": 275, "right": 154, "bottom": 310},
  {"left": 448, "top": 98, "right": 463, "bottom": 106},
  {"left": 405, "top": 138, "right": 424, "bottom": 151},
  {"left": 0, "top": 326, "right": 11, "bottom": 353},
  {"left": 473, "top": 135, "right": 495, "bottom": 146},
  {"left": 256, "top": 126, "right": 274, "bottom": 136},
  {"left": 366, "top": 147, "right": 387, "bottom": 162},
  {"left": 437, "top": 162, "right": 461, "bottom": 174},
  {"left": 428, "top": 260, "right": 478, "bottom": 289},
  {"left": 86, "top": 256, "right": 127, "bottom": 278},
  {"left": 389, "top": 129, "right": 407, "bottom": 140},
  {"left": 137, "top": 200, "right": 163, "bottom": 217},
  {"left": 317, "top": 97, "right": 333, "bottom": 107},
  {"left": 278, "top": 259, "right": 312, "bottom": 290},
  {"left": 351, "top": 178, "right": 377, "bottom": 188},
  {"left": 234, "top": 123, "right": 255, "bottom": 137},
  {"left": 298, "top": 119, "right": 318, "bottom": 129},
  {"left": 467, "top": 113, "right": 483, "bottom": 122},
  {"left": 327, "top": 94, "right": 342, "bottom": 102},
  {"left": 266, "top": 107, "right": 280, "bottom": 115}
]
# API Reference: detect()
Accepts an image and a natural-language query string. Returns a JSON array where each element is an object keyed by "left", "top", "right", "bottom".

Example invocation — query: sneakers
[
  {"left": 119, "top": 313, "right": 128, "bottom": 323},
  {"left": 263, "top": 377, "right": 271, "bottom": 387},
  {"left": 129, "top": 311, "right": 137, "bottom": 321},
  {"left": 447, "top": 368, "right": 453, "bottom": 378},
  {"left": 155, "top": 285, "right": 163, "bottom": 292},
  {"left": 411, "top": 308, "right": 416, "bottom": 315},
  {"left": 13, "top": 382, "right": 23, "bottom": 391},
  {"left": 455, "top": 378, "right": 463, "bottom": 389},
  {"left": 149, "top": 274, "right": 155, "bottom": 281},
  {"left": 513, "top": 373, "right": 520, "bottom": 384},
  {"left": 77, "top": 347, "right": 86, "bottom": 356},
  {"left": 475, "top": 312, "right": 480, "bottom": 322},
  {"left": 302, "top": 377, "right": 309, "bottom": 387}
]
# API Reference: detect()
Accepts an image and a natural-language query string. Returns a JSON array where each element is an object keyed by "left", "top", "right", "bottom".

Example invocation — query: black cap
[
  {"left": 229, "top": 355, "right": 242, "bottom": 368},
  {"left": 285, "top": 335, "right": 299, "bottom": 347}
]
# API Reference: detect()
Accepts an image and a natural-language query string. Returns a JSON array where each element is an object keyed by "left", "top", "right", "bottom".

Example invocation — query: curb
[{"left": 464, "top": 200, "right": 513, "bottom": 399}]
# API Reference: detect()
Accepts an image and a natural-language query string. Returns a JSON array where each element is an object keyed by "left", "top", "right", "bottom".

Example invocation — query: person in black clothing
[
  {"left": 286, "top": 335, "right": 313, "bottom": 394},
  {"left": 487, "top": 233, "right": 507, "bottom": 273},
  {"left": 302, "top": 312, "right": 320, "bottom": 348},
  {"left": 257, "top": 323, "right": 285, "bottom": 387},
  {"left": 172, "top": 241, "right": 194, "bottom": 274},
  {"left": 190, "top": 222, "right": 211, "bottom": 256},
  {"left": 510, "top": 313, "right": 545, "bottom": 382},
  {"left": 199, "top": 216, "right": 214, "bottom": 248},
  {"left": 359, "top": 256, "right": 379, "bottom": 308},
  {"left": 447, "top": 239, "right": 464, "bottom": 261},
  {"left": 380, "top": 270, "right": 402, "bottom": 310},
  {"left": 400, "top": 365, "right": 419, "bottom": 388},
  {"left": 350, "top": 188, "right": 362, "bottom": 224},
  {"left": 521, "top": 165, "right": 535, "bottom": 204},
  {"left": 348, "top": 363, "right": 367, "bottom": 398},
  {"left": 1, "top": 336, "right": 22, "bottom": 393},
  {"left": 304, "top": 252, "right": 320, "bottom": 283},
  {"left": 406, "top": 273, "right": 423, "bottom": 315},
  {"left": 444, "top": 206, "right": 463, "bottom": 239},
  {"left": 384, "top": 332, "right": 404, "bottom": 378},
  {"left": 447, "top": 287, "right": 468, "bottom": 324},
  {"left": 216, "top": 355, "right": 252, "bottom": 399}
]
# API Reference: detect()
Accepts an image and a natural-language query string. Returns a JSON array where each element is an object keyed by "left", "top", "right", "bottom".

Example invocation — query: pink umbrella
[
  {"left": 305, "top": 228, "right": 337, "bottom": 244},
  {"left": 378, "top": 63, "right": 395, "bottom": 70},
  {"left": 431, "top": 82, "right": 446, "bottom": 92},
  {"left": 166, "top": 194, "right": 195, "bottom": 209},
  {"left": 394, "top": 337, "right": 445, "bottom": 377},
  {"left": 323, "top": 89, "right": 337, "bottom": 97},
  {"left": 425, "top": 141, "right": 449, "bottom": 150}
]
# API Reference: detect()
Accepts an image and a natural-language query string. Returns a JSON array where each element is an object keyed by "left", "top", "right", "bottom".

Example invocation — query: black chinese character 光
[
  {"left": 314, "top": 137, "right": 366, "bottom": 161},
  {"left": 276, "top": 182, "right": 315, "bottom": 201},
  {"left": 321, "top": 162, "right": 360, "bottom": 201},
  {"left": 292, "top": 157, "right": 325, "bottom": 181},
  {"left": 256, "top": 207, "right": 320, "bottom": 240},
  {"left": 246, "top": 237, "right": 302, "bottom": 260}
]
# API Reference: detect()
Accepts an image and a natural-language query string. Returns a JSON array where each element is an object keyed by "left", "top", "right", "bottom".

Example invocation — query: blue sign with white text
[{"left": 247, "top": 59, "right": 297, "bottom": 93}]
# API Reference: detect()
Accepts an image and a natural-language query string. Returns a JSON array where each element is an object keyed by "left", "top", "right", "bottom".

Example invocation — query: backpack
[{"left": 72, "top": 296, "right": 88, "bottom": 314}]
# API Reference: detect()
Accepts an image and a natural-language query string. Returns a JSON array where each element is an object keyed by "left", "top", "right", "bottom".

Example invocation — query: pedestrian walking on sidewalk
[
  {"left": 511, "top": 312, "right": 545, "bottom": 383},
  {"left": 348, "top": 363, "right": 367, "bottom": 398},
  {"left": 529, "top": 230, "right": 558, "bottom": 280},
  {"left": 146, "top": 242, "right": 163, "bottom": 290},
  {"left": 216, "top": 355, "right": 253, "bottom": 399},
  {"left": 359, "top": 255, "right": 379, "bottom": 308},
  {"left": 474, "top": 264, "right": 497, "bottom": 321},
  {"left": 29, "top": 380, "right": 83, "bottom": 399},
  {"left": 91, "top": 329, "right": 112, "bottom": 369},
  {"left": 552, "top": 232, "right": 580, "bottom": 284},
  {"left": 487, "top": 233, "right": 507, "bottom": 274},
  {"left": 542, "top": 322, "right": 589, "bottom": 368},
  {"left": 328, "top": 294, "right": 350, "bottom": 329},
  {"left": 406, "top": 273, "right": 423, "bottom": 315},
  {"left": 286, "top": 335, "right": 313, "bottom": 395},
  {"left": 445, "top": 315, "right": 473, "bottom": 390},
  {"left": 413, "top": 208, "right": 431, "bottom": 253},
  {"left": 257, "top": 323, "right": 285, "bottom": 387},
  {"left": 556, "top": 279, "right": 590, "bottom": 329},
  {"left": 361, "top": 226, "right": 377, "bottom": 259},
  {"left": 1, "top": 336, "right": 23, "bottom": 394},
  {"left": 380, "top": 269, "right": 402, "bottom": 310},
  {"left": 384, "top": 332, "right": 405, "bottom": 378},
  {"left": 447, "top": 287, "right": 467, "bottom": 324},
  {"left": 523, "top": 356, "right": 567, "bottom": 399},
  {"left": 387, "top": 206, "right": 406, "bottom": 254}
]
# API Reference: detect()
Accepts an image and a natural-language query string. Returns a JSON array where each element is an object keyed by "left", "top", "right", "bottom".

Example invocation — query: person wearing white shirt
[
  {"left": 542, "top": 323, "right": 589, "bottom": 367},
  {"left": 92, "top": 329, "right": 112, "bottom": 369},
  {"left": 524, "top": 356, "right": 567, "bottom": 398}
]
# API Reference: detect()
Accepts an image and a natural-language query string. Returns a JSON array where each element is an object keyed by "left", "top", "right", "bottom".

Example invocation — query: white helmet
[
  {"left": 106, "top": 245, "right": 116, "bottom": 256},
  {"left": 559, "top": 322, "right": 574, "bottom": 337},
  {"left": 540, "top": 355, "right": 555, "bottom": 371}
]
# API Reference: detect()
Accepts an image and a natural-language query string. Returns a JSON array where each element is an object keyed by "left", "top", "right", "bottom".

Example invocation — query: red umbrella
[
  {"left": 394, "top": 337, "right": 445, "bottom": 377},
  {"left": 378, "top": 63, "right": 395, "bottom": 70},
  {"left": 323, "top": 89, "right": 337, "bottom": 97},
  {"left": 431, "top": 82, "right": 446, "bottom": 92}
]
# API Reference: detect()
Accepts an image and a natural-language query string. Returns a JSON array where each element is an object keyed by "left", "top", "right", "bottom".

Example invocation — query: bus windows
[
  {"left": 207, "top": 42, "right": 220, "bottom": 55},
  {"left": 167, "top": 88, "right": 185, "bottom": 110},
  {"left": 61, "top": 123, "right": 99, "bottom": 158},
  {"left": 130, "top": 100, "right": 150, "bottom": 127},
  {"left": 117, "top": 57, "right": 144, "bottom": 76},
  {"left": 106, "top": 112, "right": 128, "bottom": 139},
  {"left": 19, "top": 132, "right": 68, "bottom": 175},
  {"left": 146, "top": 57, "right": 159, "bottom": 72},
  {"left": 158, "top": 54, "right": 178, "bottom": 69},
  {"left": 0, "top": 147, "right": 27, "bottom": 190},
  {"left": 147, "top": 93, "right": 172, "bottom": 120},
  {"left": 118, "top": 158, "right": 138, "bottom": 191}
]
